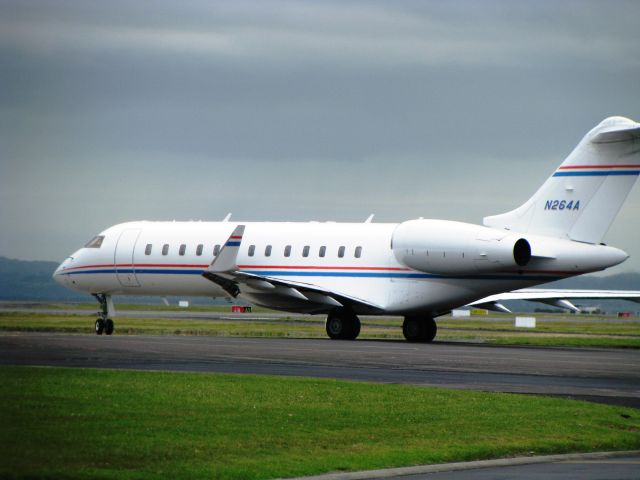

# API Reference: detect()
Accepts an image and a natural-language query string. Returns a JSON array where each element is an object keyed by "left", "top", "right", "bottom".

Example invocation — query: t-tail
[{"left": 484, "top": 116, "right": 640, "bottom": 243}]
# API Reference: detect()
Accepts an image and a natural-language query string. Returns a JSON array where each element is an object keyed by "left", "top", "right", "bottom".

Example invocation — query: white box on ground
[
  {"left": 178, "top": 300, "right": 189, "bottom": 308},
  {"left": 515, "top": 316, "right": 536, "bottom": 328},
  {"left": 451, "top": 309, "right": 471, "bottom": 317}
]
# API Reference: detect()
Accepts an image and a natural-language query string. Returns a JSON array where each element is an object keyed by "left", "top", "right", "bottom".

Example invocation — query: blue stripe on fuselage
[{"left": 61, "top": 268, "right": 561, "bottom": 282}]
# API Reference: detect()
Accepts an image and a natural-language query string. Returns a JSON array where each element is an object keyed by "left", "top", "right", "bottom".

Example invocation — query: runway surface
[{"left": 2, "top": 332, "right": 639, "bottom": 407}]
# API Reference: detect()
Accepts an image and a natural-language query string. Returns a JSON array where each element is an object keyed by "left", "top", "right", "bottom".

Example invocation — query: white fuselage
[{"left": 53, "top": 220, "right": 627, "bottom": 316}]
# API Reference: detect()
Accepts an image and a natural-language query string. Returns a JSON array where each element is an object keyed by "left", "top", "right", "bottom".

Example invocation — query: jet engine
[{"left": 391, "top": 219, "right": 531, "bottom": 275}]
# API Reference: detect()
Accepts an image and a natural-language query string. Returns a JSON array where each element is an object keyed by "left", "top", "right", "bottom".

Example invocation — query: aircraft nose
[{"left": 53, "top": 257, "right": 72, "bottom": 286}]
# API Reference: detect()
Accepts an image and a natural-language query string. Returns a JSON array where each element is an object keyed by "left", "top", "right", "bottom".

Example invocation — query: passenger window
[
  {"left": 284, "top": 245, "right": 291, "bottom": 257},
  {"left": 319, "top": 246, "right": 326, "bottom": 257},
  {"left": 303, "top": 246, "right": 310, "bottom": 257},
  {"left": 145, "top": 244, "right": 152, "bottom": 255},
  {"left": 213, "top": 244, "right": 221, "bottom": 256},
  {"left": 84, "top": 235, "right": 104, "bottom": 248},
  {"left": 338, "top": 246, "right": 345, "bottom": 258},
  {"left": 265, "top": 245, "right": 272, "bottom": 257},
  {"left": 179, "top": 244, "right": 186, "bottom": 256},
  {"left": 355, "top": 246, "right": 362, "bottom": 258},
  {"left": 162, "top": 244, "right": 169, "bottom": 256},
  {"left": 248, "top": 245, "right": 255, "bottom": 257},
  {"left": 196, "top": 244, "right": 203, "bottom": 256}
]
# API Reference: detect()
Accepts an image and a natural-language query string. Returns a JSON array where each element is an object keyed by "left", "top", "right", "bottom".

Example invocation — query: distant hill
[
  {"left": 0, "top": 256, "right": 638, "bottom": 312},
  {"left": 0, "top": 257, "right": 87, "bottom": 301}
]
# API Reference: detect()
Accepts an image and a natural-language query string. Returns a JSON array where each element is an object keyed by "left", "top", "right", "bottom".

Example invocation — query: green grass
[
  {"left": 1, "top": 366, "right": 639, "bottom": 480},
  {"left": 19, "top": 302, "right": 278, "bottom": 313},
  {"left": 2, "top": 310, "right": 640, "bottom": 348},
  {"left": 0, "top": 312, "right": 330, "bottom": 338},
  {"left": 438, "top": 318, "right": 640, "bottom": 336}
]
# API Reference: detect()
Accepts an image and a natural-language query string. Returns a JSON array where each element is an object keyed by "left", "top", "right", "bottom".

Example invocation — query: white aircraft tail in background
[{"left": 54, "top": 116, "right": 640, "bottom": 341}]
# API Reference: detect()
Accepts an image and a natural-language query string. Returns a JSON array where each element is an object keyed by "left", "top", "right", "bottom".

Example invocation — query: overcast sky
[{"left": 1, "top": 0, "right": 639, "bottom": 273}]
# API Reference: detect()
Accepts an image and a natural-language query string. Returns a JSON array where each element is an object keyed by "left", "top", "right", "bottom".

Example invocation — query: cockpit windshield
[{"left": 84, "top": 235, "right": 105, "bottom": 248}]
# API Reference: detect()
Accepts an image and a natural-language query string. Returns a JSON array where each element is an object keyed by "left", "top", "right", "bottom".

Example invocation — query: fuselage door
[{"left": 114, "top": 229, "right": 141, "bottom": 287}]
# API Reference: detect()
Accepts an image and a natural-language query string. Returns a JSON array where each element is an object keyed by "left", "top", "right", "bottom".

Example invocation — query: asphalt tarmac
[{"left": 2, "top": 332, "right": 639, "bottom": 408}]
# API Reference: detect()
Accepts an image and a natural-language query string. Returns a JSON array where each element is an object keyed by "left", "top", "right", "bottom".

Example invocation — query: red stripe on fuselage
[
  {"left": 63, "top": 263, "right": 210, "bottom": 272},
  {"left": 558, "top": 164, "right": 640, "bottom": 170}
]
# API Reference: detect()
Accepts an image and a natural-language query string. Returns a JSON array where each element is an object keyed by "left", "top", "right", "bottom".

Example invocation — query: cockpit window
[{"left": 84, "top": 235, "right": 104, "bottom": 248}]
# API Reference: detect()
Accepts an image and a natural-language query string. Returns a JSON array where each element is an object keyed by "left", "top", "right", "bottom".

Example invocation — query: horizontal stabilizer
[{"left": 591, "top": 122, "right": 640, "bottom": 143}]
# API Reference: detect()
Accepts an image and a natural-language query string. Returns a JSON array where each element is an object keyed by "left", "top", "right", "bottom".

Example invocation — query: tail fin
[{"left": 483, "top": 116, "right": 640, "bottom": 244}]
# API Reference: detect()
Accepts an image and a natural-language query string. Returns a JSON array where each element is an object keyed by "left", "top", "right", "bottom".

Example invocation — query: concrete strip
[{"left": 279, "top": 451, "right": 640, "bottom": 480}]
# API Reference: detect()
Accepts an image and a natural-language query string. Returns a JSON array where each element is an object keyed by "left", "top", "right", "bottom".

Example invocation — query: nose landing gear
[{"left": 93, "top": 294, "right": 115, "bottom": 335}]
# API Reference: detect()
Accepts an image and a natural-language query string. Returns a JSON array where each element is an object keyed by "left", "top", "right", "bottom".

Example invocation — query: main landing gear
[
  {"left": 325, "top": 309, "right": 361, "bottom": 340},
  {"left": 93, "top": 293, "right": 115, "bottom": 335},
  {"left": 402, "top": 316, "right": 437, "bottom": 343},
  {"left": 325, "top": 310, "right": 438, "bottom": 342}
]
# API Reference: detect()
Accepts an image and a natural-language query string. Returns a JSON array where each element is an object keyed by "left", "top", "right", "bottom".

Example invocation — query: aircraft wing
[
  {"left": 468, "top": 289, "right": 640, "bottom": 313},
  {"left": 202, "top": 225, "right": 385, "bottom": 314},
  {"left": 234, "top": 271, "right": 386, "bottom": 314}
]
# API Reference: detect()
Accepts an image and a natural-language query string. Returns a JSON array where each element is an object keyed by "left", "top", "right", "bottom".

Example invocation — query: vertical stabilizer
[{"left": 483, "top": 116, "right": 640, "bottom": 243}]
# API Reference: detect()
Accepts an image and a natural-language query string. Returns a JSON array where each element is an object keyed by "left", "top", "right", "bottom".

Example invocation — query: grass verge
[
  {"left": 1, "top": 365, "right": 639, "bottom": 480},
  {"left": 1, "top": 310, "right": 639, "bottom": 348}
]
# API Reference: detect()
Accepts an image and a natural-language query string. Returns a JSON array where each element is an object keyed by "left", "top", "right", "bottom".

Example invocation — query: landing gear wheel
[
  {"left": 403, "top": 316, "right": 437, "bottom": 343},
  {"left": 326, "top": 310, "right": 361, "bottom": 340},
  {"left": 104, "top": 318, "right": 114, "bottom": 335},
  {"left": 95, "top": 318, "right": 105, "bottom": 335},
  {"left": 423, "top": 317, "right": 437, "bottom": 342},
  {"left": 402, "top": 317, "right": 422, "bottom": 342},
  {"left": 347, "top": 316, "right": 361, "bottom": 340},
  {"left": 92, "top": 293, "right": 115, "bottom": 336},
  {"left": 326, "top": 312, "right": 346, "bottom": 339}
]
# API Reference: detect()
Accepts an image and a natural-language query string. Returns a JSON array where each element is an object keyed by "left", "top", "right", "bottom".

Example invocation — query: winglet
[{"left": 208, "top": 225, "right": 245, "bottom": 273}]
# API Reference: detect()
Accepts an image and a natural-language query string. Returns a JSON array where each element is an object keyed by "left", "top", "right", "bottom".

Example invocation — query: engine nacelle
[{"left": 392, "top": 219, "right": 531, "bottom": 275}]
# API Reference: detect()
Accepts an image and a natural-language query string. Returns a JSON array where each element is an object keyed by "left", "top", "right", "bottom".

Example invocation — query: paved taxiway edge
[{"left": 279, "top": 450, "right": 640, "bottom": 480}]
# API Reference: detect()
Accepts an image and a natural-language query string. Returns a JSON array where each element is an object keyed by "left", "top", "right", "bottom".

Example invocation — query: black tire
[
  {"left": 403, "top": 316, "right": 437, "bottom": 343},
  {"left": 345, "top": 316, "right": 361, "bottom": 340},
  {"left": 104, "top": 318, "right": 114, "bottom": 335},
  {"left": 326, "top": 312, "right": 346, "bottom": 339},
  {"left": 95, "top": 318, "right": 105, "bottom": 335},
  {"left": 402, "top": 317, "right": 423, "bottom": 342},
  {"left": 326, "top": 310, "right": 361, "bottom": 340},
  {"left": 423, "top": 317, "right": 437, "bottom": 342}
]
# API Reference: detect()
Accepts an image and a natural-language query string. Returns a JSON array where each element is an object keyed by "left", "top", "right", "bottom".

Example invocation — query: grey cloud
[
  {"left": 2, "top": 1, "right": 638, "bottom": 68},
  {"left": 1, "top": 0, "right": 639, "bottom": 271}
]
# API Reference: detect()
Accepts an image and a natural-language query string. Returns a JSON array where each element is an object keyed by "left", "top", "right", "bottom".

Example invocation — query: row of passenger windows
[{"left": 143, "top": 243, "right": 363, "bottom": 258}]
